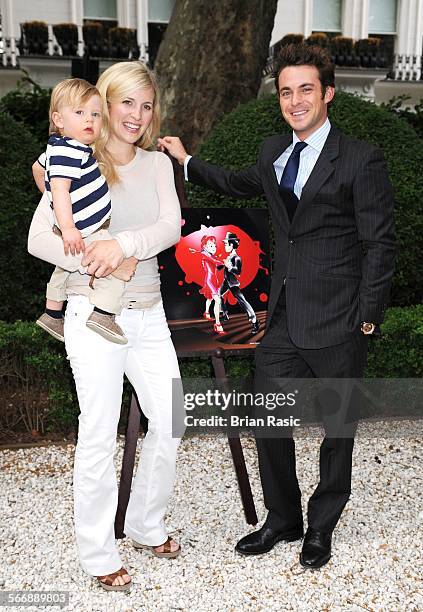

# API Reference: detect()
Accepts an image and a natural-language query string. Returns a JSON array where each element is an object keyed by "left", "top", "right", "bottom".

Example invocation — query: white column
[
  {"left": 359, "top": 0, "right": 369, "bottom": 39},
  {"left": 413, "top": 0, "right": 423, "bottom": 78},
  {"left": 71, "top": 0, "right": 84, "bottom": 25},
  {"left": 342, "top": 0, "right": 369, "bottom": 39},
  {"left": 394, "top": 0, "right": 423, "bottom": 80},
  {"left": 71, "top": 0, "right": 84, "bottom": 56},
  {"left": 396, "top": 0, "right": 412, "bottom": 55},
  {"left": 136, "top": 0, "right": 149, "bottom": 61},
  {"left": 414, "top": 0, "right": 423, "bottom": 53},
  {"left": 303, "top": 0, "right": 313, "bottom": 37},
  {"left": 341, "top": 0, "right": 354, "bottom": 37},
  {"left": 2, "top": 0, "right": 17, "bottom": 67},
  {"left": 117, "top": 0, "right": 131, "bottom": 28}
]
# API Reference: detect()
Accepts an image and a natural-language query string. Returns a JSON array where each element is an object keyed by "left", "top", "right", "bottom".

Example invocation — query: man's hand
[
  {"left": 82, "top": 239, "right": 124, "bottom": 277},
  {"left": 157, "top": 137, "right": 189, "bottom": 165},
  {"left": 112, "top": 257, "right": 138, "bottom": 281},
  {"left": 61, "top": 227, "right": 85, "bottom": 256}
]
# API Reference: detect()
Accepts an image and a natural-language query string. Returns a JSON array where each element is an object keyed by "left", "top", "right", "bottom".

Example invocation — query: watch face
[{"left": 362, "top": 323, "right": 374, "bottom": 333}]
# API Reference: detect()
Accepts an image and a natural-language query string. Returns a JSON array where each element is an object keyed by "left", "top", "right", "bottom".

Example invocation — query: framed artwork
[{"left": 159, "top": 208, "right": 271, "bottom": 353}]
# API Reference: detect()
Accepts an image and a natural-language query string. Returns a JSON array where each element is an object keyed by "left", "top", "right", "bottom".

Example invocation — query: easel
[{"left": 114, "top": 155, "right": 258, "bottom": 538}]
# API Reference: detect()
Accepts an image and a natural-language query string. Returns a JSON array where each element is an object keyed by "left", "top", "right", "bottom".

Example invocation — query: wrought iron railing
[
  {"left": 1, "top": 22, "right": 147, "bottom": 68},
  {"left": 264, "top": 40, "right": 422, "bottom": 82}
]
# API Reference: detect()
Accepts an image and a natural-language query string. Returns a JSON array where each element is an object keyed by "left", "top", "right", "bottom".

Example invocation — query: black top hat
[{"left": 223, "top": 232, "right": 239, "bottom": 243}]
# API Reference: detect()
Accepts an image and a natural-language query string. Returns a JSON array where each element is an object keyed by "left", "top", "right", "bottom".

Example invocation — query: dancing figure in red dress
[{"left": 190, "top": 235, "right": 225, "bottom": 335}]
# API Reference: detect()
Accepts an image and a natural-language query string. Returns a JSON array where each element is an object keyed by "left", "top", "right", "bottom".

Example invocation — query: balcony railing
[
  {"left": 264, "top": 37, "right": 422, "bottom": 82},
  {"left": 393, "top": 54, "right": 422, "bottom": 81},
  {"left": 1, "top": 23, "right": 148, "bottom": 68}
]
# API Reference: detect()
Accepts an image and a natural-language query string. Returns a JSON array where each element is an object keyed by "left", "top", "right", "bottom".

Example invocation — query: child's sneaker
[
  {"left": 86, "top": 312, "right": 128, "bottom": 345},
  {"left": 36, "top": 313, "right": 65, "bottom": 342}
]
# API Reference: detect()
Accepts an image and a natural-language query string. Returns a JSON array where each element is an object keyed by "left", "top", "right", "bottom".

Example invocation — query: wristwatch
[{"left": 361, "top": 322, "right": 376, "bottom": 334}]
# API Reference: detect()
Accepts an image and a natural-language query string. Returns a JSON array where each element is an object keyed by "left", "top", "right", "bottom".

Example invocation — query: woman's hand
[
  {"left": 112, "top": 257, "right": 138, "bottom": 281},
  {"left": 82, "top": 239, "right": 124, "bottom": 277}
]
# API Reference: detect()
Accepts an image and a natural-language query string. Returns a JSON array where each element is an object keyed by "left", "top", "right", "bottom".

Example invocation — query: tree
[{"left": 155, "top": 0, "right": 278, "bottom": 152}]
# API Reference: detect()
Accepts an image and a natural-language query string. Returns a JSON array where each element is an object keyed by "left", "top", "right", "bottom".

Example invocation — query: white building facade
[
  {"left": 266, "top": 0, "right": 423, "bottom": 102},
  {"left": 0, "top": 0, "right": 422, "bottom": 102}
]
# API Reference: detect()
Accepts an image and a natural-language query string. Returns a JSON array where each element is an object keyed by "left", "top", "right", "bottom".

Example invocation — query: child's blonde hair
[
  {"left": 49, "top": 78, "right": 101, "bottom": 135},
  {"left": 95, "top": 61, "right": 161, "bottom": 185}
]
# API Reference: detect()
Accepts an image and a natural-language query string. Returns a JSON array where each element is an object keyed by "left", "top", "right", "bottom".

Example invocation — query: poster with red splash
[{"left": 158, "top": 208, "right": 270, "bottom": 353}]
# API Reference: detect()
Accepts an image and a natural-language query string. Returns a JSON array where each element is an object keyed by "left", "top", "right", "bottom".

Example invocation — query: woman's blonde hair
[
  {"left": 49, "top": 78, "right": 100, "bottom": 135},
  {"left": 94, "top": 61, "right": 161, "bottom": 185}
]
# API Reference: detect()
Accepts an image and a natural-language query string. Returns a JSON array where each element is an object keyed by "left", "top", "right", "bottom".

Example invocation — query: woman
[
  {"left": 28, "top": 61, "right": 185, "bottom": 591},
  {"left": 194, "top": 235, "right": 225, "bottom": 334}
]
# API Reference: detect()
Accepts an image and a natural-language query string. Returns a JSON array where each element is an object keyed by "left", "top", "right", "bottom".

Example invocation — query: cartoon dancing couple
[{"left": 197, "top": 231, "right": 260, "bottom": 336}]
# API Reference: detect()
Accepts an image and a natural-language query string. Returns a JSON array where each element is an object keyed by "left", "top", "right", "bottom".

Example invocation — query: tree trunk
[{"left": 155, "top": 0, "right": 278, "bottom": 152}]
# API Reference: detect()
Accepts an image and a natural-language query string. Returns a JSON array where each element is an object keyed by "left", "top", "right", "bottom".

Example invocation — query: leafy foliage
[
  {"left": 0, "top": 306, "right": 420, "bottom": 433},
  {"left": 379, "top": 95, "right": 423, "bottom": 139},
  {"left": 0, "top": 111, "right": 50, "bottom": 321},
  {"left": 0, "top": 75, "right": 50, "bottom": 145},
  {"left": 366, "top": 305, "right": 423, "bottom": 377}
]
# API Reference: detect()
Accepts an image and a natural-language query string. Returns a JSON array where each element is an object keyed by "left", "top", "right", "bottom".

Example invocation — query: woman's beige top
[{"left": 28, "top": 149, "right": 181, "bottom": 309}]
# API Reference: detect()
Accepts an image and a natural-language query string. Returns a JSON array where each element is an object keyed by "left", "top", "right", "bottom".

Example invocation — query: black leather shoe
[
  {"left": 235, "top": 525, "right": 303, "bottom": 556},
  {"left": 251, "top": 320, "right": 260, "bottom": 334},
  {"left": 220, "top": 312, "right": 229, "bottom": 322},
  {"left": 300, "top": 527, "right": 332, "bottom": 569}
]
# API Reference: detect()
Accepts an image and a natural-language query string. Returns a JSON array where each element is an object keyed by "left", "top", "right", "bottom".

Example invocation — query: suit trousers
[
  {"left": 64, "top": 295, "right": 184, "bottom": 576},
  {"left": 254, "top": 289, "right": 369, "bottom": 534},
  {"left": 220, "top": 281, "right": 255, "bottom": 320}
]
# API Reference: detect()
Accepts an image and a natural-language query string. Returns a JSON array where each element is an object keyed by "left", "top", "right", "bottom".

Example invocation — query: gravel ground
[{"left": 0, "top": 419, "right": 422, "bottom": 612}]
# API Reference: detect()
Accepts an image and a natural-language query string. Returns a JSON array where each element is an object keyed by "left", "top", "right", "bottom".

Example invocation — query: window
[
  {"left": 368, "top": 0, "right": 397, "bottom": 34},
  {"left": 312, "top": 0, "right": 342, "bottom": 33},
  {"left": 84, "top": 0, "right": 117, "bottom": 21},
  {"left": 148, "top": 0, "right": 175, "bottom": 23}
]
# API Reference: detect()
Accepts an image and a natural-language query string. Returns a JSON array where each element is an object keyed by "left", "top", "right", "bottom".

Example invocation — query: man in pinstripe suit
[{"left": 159, "top": 43, "right": 395, "bottom": 569}]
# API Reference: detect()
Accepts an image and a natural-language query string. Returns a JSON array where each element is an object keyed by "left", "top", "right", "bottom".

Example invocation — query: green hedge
[
  {"left": 365, "top": 305, "right": 423, "bottom": 377},
  {"left": 188, "top": 91, "right": 423, "bottom": 307},
  {"left": 0, "top": 111, "right": 51, "bottom": 321},
  {"left": 0, "top": 321, "right": 77, "bottom": 433},
  {"left": 380, "top": 95, "right": 423, "bottom": 139},
  {"left": 0, "top": 306, "right": 421, "bottom": 433},
  {"left": 0, "top": 78, "right": 50, "bottom": 145}
]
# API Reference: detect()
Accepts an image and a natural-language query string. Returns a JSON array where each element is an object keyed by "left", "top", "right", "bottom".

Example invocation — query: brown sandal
[
  {"left": 96, "top": 567, "right": 132, "bottom": 591},
  {"left": 132, "top": 536, "right": 181, "bottom": 559}
]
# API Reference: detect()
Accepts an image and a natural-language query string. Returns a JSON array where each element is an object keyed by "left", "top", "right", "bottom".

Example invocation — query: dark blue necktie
[{"left": 279, "top": 141, "right": 308, "bottom": 222}]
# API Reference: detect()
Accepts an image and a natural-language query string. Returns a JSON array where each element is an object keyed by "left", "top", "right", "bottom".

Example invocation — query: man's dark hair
[
  {"left": 227, "top": 238, "right": 240, "bottom": 249},
  {"left": 274, "top": 42, "right": 335, "bottom": 95}
]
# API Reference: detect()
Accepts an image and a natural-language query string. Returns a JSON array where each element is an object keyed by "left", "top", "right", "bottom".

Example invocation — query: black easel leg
[
  {"left": 212, "top": 353, "right": 258, "bottom": 526},
  {"left": 114, "top": 393, "right": 141, "bottom": 539}
]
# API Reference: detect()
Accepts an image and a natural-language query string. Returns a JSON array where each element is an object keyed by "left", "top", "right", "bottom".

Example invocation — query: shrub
[
  {"left": 83, "top": 21, "right": 108, "bottom": 57},
  {"left": 108, "top": 27, "right": 138, "bottom": 58},
  {"left": 306, "top": 32, "right": 329, "bottom": 48},
  {"left": 0, "top": 75, "right": 50, "bottom": 144},
  {"left": 366, "top": 305, "right": 423, "bottom": 377},
  {"left": 21, "top": 21, "right": 48, "bottom": 55},
  {"left": 188, "top": 91, "right": 423, "bottom": 306},
  {"left": 53, "top": 23, "right": 78, "bottom": 57},
  {"left": 380, "top": 95, "right": 423, "bottom": 139},
  {"left": 0, "top": 111, "right": 51, "bottom": 321},
  {"left": 0, "top": 321, "right": 77, "bottom": 434},
  {"left": 0, "top": 306, "right": 420, "bottom": 434}
]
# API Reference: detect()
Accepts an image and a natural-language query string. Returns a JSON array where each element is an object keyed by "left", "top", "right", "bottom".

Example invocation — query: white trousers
[{"left": 64, "top": 295, "right": 185, "bottom": 576}]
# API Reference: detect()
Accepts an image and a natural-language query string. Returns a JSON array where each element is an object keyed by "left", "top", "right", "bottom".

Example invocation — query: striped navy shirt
[
  {"left": 273, "top": 118, "right": 331, "bottom": 198},
  {"left": 38, "top": 135, "right": 111, "bottom": 238}
]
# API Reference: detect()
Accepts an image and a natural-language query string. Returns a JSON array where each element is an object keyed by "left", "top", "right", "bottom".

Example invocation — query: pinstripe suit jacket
[{"left": 187, "top": 127, "right": 396, "bottom": 349}]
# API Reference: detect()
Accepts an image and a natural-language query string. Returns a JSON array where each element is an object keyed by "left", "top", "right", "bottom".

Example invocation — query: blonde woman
[{"left": 28, "top": 61, "right": 185, "bottom": 591}]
